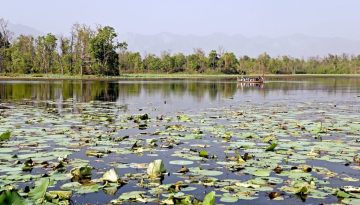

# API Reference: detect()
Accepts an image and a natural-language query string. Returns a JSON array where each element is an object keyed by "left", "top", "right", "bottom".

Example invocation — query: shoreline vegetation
[
  {"left": 1, "top": 18, "right": 360, "bottom": 78},
  {"left": 0, "top": 73, "right": 360, "bottom": 81}
]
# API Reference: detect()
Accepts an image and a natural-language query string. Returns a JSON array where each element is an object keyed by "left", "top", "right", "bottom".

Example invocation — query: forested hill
[{"left": 1, "top": 19, "right": 360, "bottom": 76}]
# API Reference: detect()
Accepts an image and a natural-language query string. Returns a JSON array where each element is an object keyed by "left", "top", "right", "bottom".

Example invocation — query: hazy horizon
[
  {"left": 2, "top": 0, "right": 360, "bottom": 40},
  {"left": 5, "top": 22, "right": 360, "bottom": 58},
  {"left": 3, "top": 0, "right": 360, "bottom": 57}
]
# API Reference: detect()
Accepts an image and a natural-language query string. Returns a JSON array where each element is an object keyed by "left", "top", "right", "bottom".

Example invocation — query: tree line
[{"left": 1, "top": 18, "right": 360, "bottom": 76}]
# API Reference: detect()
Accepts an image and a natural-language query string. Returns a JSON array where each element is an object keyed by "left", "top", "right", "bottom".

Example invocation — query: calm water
[
  {"left": 0, "top": 77, "right": 359, "bottom": 112},
  {"left": 0, "top": 77, "right": 359, "bottom": 205}
]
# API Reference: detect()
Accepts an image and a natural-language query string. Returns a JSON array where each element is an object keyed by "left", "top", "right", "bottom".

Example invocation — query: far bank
[{"left": 0, "top": 73, "right": 360, "bottom": 81}]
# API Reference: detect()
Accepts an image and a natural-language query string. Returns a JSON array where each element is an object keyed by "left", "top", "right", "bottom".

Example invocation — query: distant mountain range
[
  {"left": 7, "top": 23, "right": 360, "bottom": 58},
  {"left": 8, "top": 22, "right": 43, "bottom": 38},
  {"left": 119, "top": 33, "right": 360, "bottom": 58}
]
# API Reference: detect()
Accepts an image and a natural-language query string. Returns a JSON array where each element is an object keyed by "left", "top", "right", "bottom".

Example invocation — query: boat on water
[
  {"left": 237, "top": 82, "right": 264, "bottom": 89},
  {"left": 237, "top": 76, "right": 265, "bottom": 83}
]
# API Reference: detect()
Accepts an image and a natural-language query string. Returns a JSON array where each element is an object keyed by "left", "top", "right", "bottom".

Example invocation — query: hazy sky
[{"left": 2, "top": 0, "right": 360, "bottom": 39}]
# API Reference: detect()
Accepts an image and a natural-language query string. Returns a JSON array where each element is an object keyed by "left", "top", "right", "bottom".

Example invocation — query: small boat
[
  {"left": 237, "top": 76, "right": 265, "bottom": 83},
  {"left": 237, "top": 82, "right": 264, "bottom": 89}
]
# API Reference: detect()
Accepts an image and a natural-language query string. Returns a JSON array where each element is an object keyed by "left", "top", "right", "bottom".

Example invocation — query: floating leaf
[
  {"left": 139, "top": 114, "right": 149, "bottom": 120},
  {"left": 265, "top": 142, "right": 278, "bottom": 151},
  {"left": 342, "top": 198, "right": 360, "bottom": 205},
  {"left": 189, "top": 167, "right": 223, "bottom": 176},
  {"left": 199, "top": 150, "right": 209, "bottom": 158},
  {"left": 28, "top": 178, "right": 50, "bottom": 203},
  {"left": 203, "top": 191, "right": 216, "bottom": 205},
  {"left": 76, "top": 184, "right": 101, "bottom": 194},
  {"left": 85, "top": 150, "right": 105, "bottom": 158},
  {"left": 71, "top": 166, "right": 92, "bottom": 179},
  {"left": 169, "top": 160, "right": 193, "bottom": 165},
  {"left": 0, "top": 131, "right": 11, "bottom": 141},
  {"left": 252, "top": 169, "right": 271, "bottom": 177},
  {"left": 177, "top": 115, "right": 192, "bottom": 122},
  {"left": 269, "top": 192, "right": 282, "bottom": 200},
  {"left": 220, "top": 193, "right": 238, "bottom": 203},
  {"left": 343, "top": 186, "right": 360, "bottom": 193},
  {"left": 336, "top": 190, "right": 351, "bottom": 198},
  {"left": 60, "top": 182, "right": 82, "bottom": 190},
  {"left": 147, "top": 159, "right": 166, "bottom": 178},
  {"left": 0, "top": 190, "right": 29, "bottom": 205},
  {"left": 177, "top": 166, "right": 190, "bottom": 174},
  {"left": 47, "top": 191, "right": 72, "bottom": 200},
  {"left": 102, "top": 168, "right": 119, "bottom": 183},
  {"left": 112, "top": 191, "right": 147, "bottom": 203}
]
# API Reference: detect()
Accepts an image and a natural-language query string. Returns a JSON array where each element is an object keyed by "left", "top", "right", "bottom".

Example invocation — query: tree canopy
[
  {"left": 0, "top": 21, "right": 360, "bottom": 76},
  {"left": 90, "top": 26, "right": 126, "bottom": 76}
]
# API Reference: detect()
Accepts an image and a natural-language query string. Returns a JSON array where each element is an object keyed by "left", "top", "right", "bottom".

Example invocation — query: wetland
[{"left": 0, "top": 76, "right": 359, "bottom": 205}]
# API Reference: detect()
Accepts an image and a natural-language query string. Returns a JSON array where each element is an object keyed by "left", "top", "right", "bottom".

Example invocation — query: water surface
[{"left": 0, "top": 77, "right": 359, "bottom": 204}]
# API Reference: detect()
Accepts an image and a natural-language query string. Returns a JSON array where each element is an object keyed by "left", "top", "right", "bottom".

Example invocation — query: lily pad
[
  {"left": 28, "top": 178, "right": 50, "bottom": 203},
  {"left": 203, "top": 191, "right": 216, "bottom": 205},
  {"left": 0, "top": 131, "right": 11, "bottom": 141},
  {"left": 0, "top": 190, "right": 29, "bottom": 205},
  {"left": 102, "top": 168, "right": 119, "bottom": 183},
  {"left": 169, "top": 160, "right": 194, "bottom": 166},
  {"left": 147, "top": 159, "right": 166, "bottom": 178}
]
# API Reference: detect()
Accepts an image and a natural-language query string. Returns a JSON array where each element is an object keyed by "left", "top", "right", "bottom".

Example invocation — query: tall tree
[
  {"left": 173, "top": 53, "right": 186, "bottom": 72},
  {"left": 35, "top": 33, "right": 57, "bottom": 74},
  {"left": 59, "top": 36, "right": 72, "bottom": 74},
  {"left": 257, "top": 52, "right": 270, "bottom": 74},
  {"left": 0, "top": 18, "right": 12, "bottom": 73},
  {"left": 187, "top": 48, "right": 207, "bottom": 72},
  {"left": 10, "top": 35, "right": 35, "bottom": 73},
  {"left": 127, "top": 52, "right": 143, "bottom": 71},
  {"left": 143, "top": 54, "right": 162, "bottom": 71},
  {"left": 160, "top": 51, "right": 174, "bottom": 73},
  {"left": 73, "top": 24, "right": 94, "bottom": 75},
  {"left": 218, "top": 52, "right": 239, "bottom": 74},
  {"left": 208, "top": 50, "right": 219, "bottom": 70},
  {"left": 90, "top": 26, "right": 126, "bottom": 76}
]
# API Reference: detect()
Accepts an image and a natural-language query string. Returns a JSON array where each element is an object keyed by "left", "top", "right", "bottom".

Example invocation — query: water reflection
[{"left": 0, "top": 77, "right": 359, "bottom": 105}]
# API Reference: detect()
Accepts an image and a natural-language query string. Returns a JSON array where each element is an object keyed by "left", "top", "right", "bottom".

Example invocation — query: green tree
[
  {"left": 0, "top": 18, "right": 12, "bottom": 73},
  {"left": 257, "top": 52, "right": 270, "bottom": 74},
  {"left": 59, "top": 37, "right": 72, "bottom": 74},
  {"left": 129, "top": 52, "right": 143, "bottom": 71},
  {"left": 90, "top": 26, "right": 126, "bottom": 76},
  {"left": 186, "top": 54, "right": 201, "bottom": 72},
  {"left": 121, "top": 51, "right": 143, "bottom": 72},
  {"left": 160, "top": 52, "right": 174, "bottom": 72},
  {"left": 34, "top": 33, "right": 57, "bottom": 74},
  {"left": 238, "top": 55, "right": 255, "bottom": 74},
  {"left": 73, "top": 24, "right": 94, "bottom": 75},
  {"left": 143, "top": 54, "right": 162, "bottom": 71},
  {"left": 186, "top": 49, "right": 207, "bottom": 72},
  {"left": 208, "top": 50, "right": 219, "bottom": 70},
  {"left": 10, "top": 35, "right": 35, "bottom": 73},
  {"left": 218, "top": 52, "right": 238, "bottom": 74},
  {"left": 173, "top": 53, "right": 186, "bottom": 72}
]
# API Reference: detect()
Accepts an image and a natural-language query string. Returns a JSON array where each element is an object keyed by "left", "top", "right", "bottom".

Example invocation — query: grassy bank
[{"left": 0, "top": 73, "right": 359, "bottom": 81}]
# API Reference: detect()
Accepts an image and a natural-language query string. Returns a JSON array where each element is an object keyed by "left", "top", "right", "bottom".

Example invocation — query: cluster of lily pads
[{"left": 0, "top": 100, "right": 359, "bottom": 204}]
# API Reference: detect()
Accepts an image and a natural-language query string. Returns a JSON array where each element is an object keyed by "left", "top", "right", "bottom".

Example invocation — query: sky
[{"left": 1, "top": 0, "right": 360, "bottom": 39}]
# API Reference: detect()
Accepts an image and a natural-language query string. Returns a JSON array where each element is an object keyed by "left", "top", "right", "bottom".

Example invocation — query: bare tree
[
  {"left": 0, "top": 18, "right": 13, "bottom": 72},
  {"left": 72, "top": 24, "right": 94, "bottom": 75},
  {"left": 217, "top": 46, "right": 225, "bottom": 56}
]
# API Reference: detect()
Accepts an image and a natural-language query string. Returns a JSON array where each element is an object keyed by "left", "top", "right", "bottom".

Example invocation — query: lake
[{"left": 0, "top": 77, "right": 359, "bottom": 204}]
